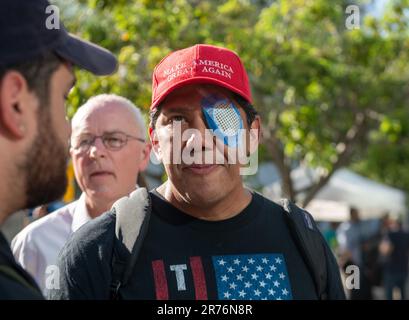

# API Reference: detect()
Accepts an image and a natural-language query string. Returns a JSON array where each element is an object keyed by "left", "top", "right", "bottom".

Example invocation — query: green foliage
[
  {"left": 55, "top": 0, "right": 409, "bottom": 195},
  {"left": 353, "top": 107, "right": 409, "bottom": 192}
]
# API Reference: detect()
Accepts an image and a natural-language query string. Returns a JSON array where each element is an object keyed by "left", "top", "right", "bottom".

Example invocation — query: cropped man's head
[{"left": 0, "top": 0, "right": 117, "bottom": 216}]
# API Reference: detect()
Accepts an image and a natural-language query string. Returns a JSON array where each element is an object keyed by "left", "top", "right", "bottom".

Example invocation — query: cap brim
[
  {"left": 55, "top": 33, "right": 117, "bottom": 76},
  {"left": 151, "top": 76, "right": 252, "bottom": 111}
]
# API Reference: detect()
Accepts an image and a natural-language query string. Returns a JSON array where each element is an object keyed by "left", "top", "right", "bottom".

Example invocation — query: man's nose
[
  {"left": 190, "top": 115, "right": 213, "bottom": 150},
  {"left": 89, "top": 137, "right": 107, "bottom": 158},
  {"left": 183, "top": 114, "right": 226, "bottom": 165}
]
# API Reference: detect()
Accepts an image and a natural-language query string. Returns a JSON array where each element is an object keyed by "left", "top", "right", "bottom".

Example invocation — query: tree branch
[
  {"left": 263, "top": 125, "right": 296, "bottom": 201},
  {"left": 301, "top": 112, "right": 369, "bottom": 207}
]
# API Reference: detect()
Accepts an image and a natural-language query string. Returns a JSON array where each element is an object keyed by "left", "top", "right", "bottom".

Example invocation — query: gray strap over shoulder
[
  {"left": 110, "top": 187, "right": 151, "bottom": 299},
  {"left": 114, "top": 187, "right": 151, "bottom": 254}
]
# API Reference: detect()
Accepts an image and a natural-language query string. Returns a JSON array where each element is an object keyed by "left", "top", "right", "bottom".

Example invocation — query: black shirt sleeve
[
  {"left": 47, "top": 212, "right": 116, "bottom": 300},
  {"left": 0, "top": 232, "right": 44, "bottom": 300}
]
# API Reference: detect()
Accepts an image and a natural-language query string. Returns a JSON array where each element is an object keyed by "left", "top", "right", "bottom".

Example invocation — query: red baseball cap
[{"left": 150, "top": 44, "right": 253, "bottom": 111}]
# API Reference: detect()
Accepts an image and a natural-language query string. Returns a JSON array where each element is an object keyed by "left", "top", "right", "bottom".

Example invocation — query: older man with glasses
[{"left": 11, "top": 94, "right": 151, "bottom": 293}]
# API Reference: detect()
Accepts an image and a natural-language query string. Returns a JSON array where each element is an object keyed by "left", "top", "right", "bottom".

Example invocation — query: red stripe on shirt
[
  {"left": 152, "top": 260, "right": 169, "bottom": 300},
  {"left": 190, "top": 256, "right": 208, "bottom": 300}
]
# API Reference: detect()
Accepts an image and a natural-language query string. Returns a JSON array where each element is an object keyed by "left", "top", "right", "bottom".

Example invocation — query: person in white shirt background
[{"left": 11, "top": 94, "right": 151, "bottom": 293}]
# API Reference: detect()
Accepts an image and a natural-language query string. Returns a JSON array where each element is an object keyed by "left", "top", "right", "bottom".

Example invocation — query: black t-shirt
[
  {"left": 0, "top": 232, "right": 44, "bottom": 300},
  {"left": 49, "top": 191, "right": 344, "bottom": 300}
]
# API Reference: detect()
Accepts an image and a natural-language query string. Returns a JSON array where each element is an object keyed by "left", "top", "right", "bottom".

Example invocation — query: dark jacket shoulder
[
  {"left": 48, "top": 211, "right": 116, "bottom": 300},
  {"left": 64, "top": 210, "right": 117, "bottom": 256},
  {"left": 0, "top": 232, "right": 43, "bottom": 300}
]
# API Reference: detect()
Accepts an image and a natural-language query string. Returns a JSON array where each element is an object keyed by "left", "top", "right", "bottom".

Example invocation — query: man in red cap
[{"left": 50, "top": 45, "right": 345, "bottom": 300}]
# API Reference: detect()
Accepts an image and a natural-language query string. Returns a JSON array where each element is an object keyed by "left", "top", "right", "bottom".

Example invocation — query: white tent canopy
[
  {"left": 263, "top": 167, "right": 407, "bottom": 221},
  {"left": 304, "top": 199, "right": 350, "bottom": 222}
]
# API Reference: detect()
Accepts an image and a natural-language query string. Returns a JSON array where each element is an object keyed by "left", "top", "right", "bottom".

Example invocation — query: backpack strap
[
  {"left": 110, "top": 188, "right": 151, "bottom": 300},
  {"left": 280, "top": 198, "right": 328, "bottom": 300}
]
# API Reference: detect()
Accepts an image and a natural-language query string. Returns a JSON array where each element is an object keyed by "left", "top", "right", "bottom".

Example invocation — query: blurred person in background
[
  {"left": 11, "top": 94, "right": 150, "bottom": 293},
  {"left": 379, "top": 217, "right": 409, "bottom": 300},
  {"left": 23, "top": 201, "right": 66, "bottom": 227},
  {"left": 337, "top": 207, "right": 374, "bottom": 299},
  {"left": 323, "top": 221, "right": 340, "bottom": 253}
]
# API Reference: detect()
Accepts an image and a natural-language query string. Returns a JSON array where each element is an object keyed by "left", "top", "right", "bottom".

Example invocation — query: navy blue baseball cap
[{"left": 0, "top": 0, "right": 117, "bottom": 75}]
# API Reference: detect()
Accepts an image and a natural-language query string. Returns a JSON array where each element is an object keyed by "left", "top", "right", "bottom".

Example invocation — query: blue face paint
[{"left": 201, "top": 94, "right": 243, "bottom": 148}]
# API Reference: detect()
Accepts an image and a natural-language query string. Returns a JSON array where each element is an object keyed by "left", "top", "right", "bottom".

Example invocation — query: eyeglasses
[{"left": 72, "top": 131, "right": 145, "bottom": 153}]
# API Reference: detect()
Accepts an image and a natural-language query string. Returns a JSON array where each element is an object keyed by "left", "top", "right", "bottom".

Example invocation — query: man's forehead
[
  {"left": 72, "top": 104, "right": 132, "bottom": 132},
  {"left": 74, "top": 102, "right": 128, "bottom": 122},
  {"left": 71, "top": 119, "right": 125, "bottom": 137},
  {"left": 72, "top": 128, "right": 121, "bottom": 136},
  {"left": 74, "top": 107, "right": 145, "bottom": 142},
  {"left": 160, "top": 84, "right": 236, "bottom": 110}
]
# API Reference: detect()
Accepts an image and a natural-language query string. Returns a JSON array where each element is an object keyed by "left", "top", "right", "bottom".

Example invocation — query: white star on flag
[{"left": 251, "top": 273, "right": 259, "bottom": 280}]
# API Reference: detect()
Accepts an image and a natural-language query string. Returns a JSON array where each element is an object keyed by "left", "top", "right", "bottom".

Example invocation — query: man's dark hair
[
  {"left": 233, "top": 93, "right": 258, "bottom": 127},
  {"left": 149, "top": 92, "right": 258, "bottom": 130},
  {"left": 0, "top": 51, "right": 62, "bottom": 107}
]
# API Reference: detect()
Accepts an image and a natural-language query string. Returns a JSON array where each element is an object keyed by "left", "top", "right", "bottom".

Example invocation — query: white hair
[{"left": 72, "top": 94, "right": 146, "bottom": 137}]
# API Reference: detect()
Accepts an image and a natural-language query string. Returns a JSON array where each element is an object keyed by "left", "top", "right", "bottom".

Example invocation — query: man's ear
[
  {"left": 248, "top": 115, "right": 261, "bottom": 155},
  {"left": 0, "top": 71, "right": 32, "bottom": 139},
  {"left": 149, "top": 127, "right": 163, "bottom": 162},
  {"left": 69, "top": 145, "right": 75, "bottom": 158},
  {"left": 138, "top": 142, "right": 152, "bottom": 171}
]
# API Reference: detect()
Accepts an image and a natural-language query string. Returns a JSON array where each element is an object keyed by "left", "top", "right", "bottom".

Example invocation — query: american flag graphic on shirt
[
  {"left": 212, "top": 254, "right": 293, "bottom": 300},
  {"left": 151, "top": 253, "right": 292, "bottom": 300}
]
